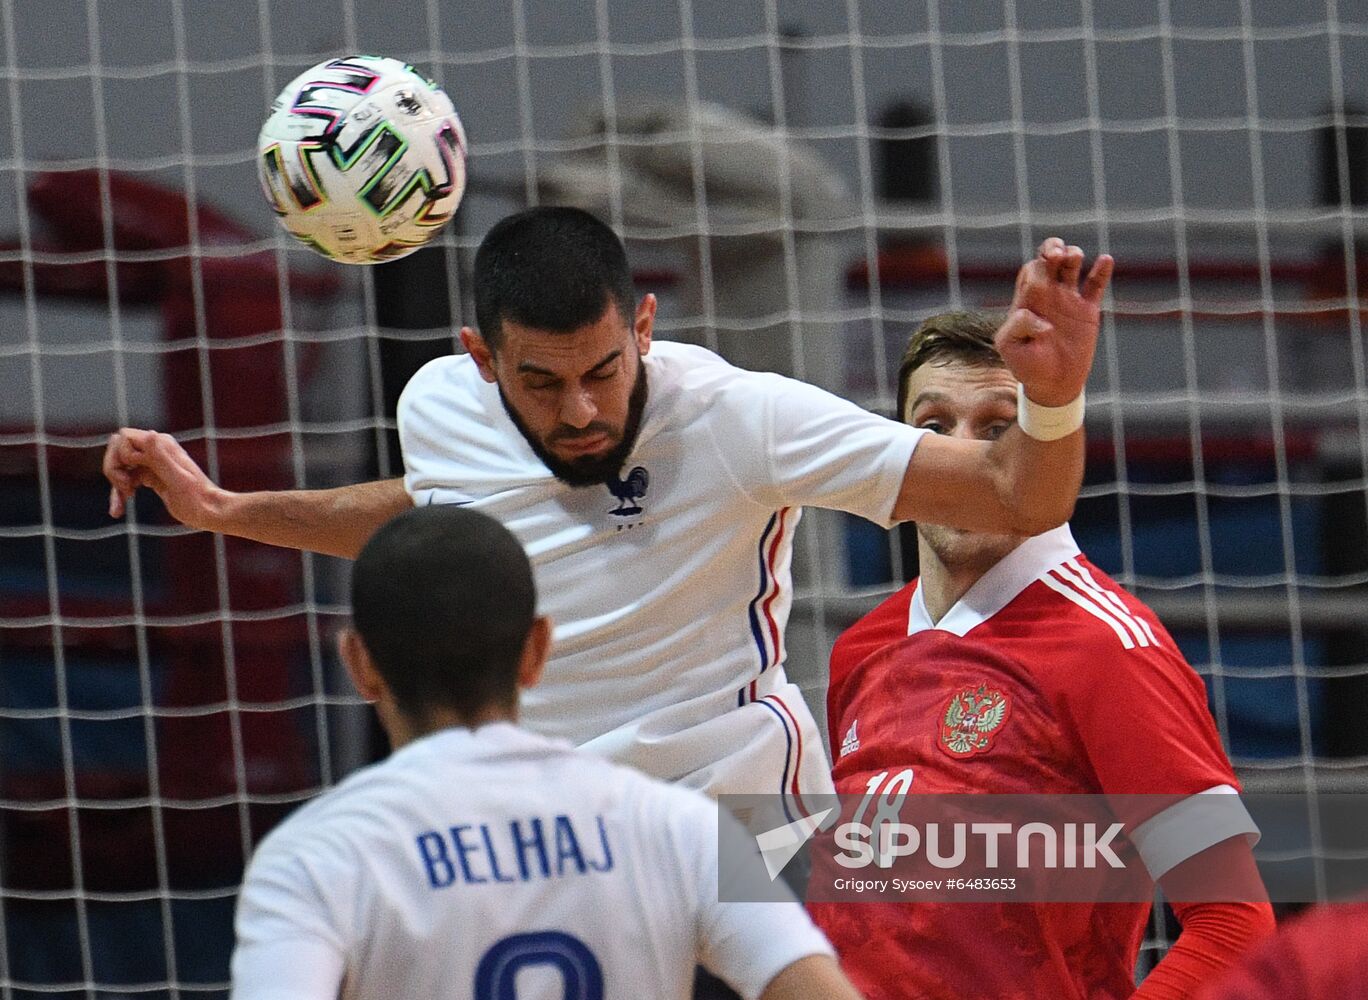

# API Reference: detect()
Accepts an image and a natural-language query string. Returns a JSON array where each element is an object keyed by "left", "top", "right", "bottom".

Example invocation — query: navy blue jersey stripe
[
  {"left": 747, "top": 513, "right": 779, "bottom": 672},
  {"left": 757, "top": 698, "right": 796, "bottom": 824}
]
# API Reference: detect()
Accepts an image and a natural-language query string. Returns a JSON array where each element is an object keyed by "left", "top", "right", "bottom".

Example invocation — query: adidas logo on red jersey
[{"left": 840, "top": 720, "right": 860, "bottom": 758}]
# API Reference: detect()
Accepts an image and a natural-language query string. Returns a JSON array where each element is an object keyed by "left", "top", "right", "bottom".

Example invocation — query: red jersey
[
  {"left": 811, "top": 527, "right": 1253, "bottom": 1000},
  {"left": 1197, "top": 900, "right": 1368, "bottom": 999}
]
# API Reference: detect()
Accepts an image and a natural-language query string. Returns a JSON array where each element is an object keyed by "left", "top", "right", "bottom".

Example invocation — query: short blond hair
[{"left": 896, "top": 311, "right": 1006, "bottom": 421}]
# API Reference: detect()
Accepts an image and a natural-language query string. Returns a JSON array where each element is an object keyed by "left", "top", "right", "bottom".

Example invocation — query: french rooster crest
[{"left": 607, "top": 466, "right": 649, "bottom": 516}]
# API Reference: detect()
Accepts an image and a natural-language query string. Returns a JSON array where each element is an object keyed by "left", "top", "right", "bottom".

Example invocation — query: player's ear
[
  {"left": 633, "top": 294, "right": 655, "bottom": 356},
  {"left": 338, "top": 626, "right": 384, "bottom": 704},
  {"left": 459, "top": 326, "right": 498, "bottom": 382},
  {"left": 516, "top": 615, "right": 552, "bottom": 691}
]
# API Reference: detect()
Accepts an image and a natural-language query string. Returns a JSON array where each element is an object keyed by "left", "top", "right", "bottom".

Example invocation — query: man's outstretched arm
[
  {"left": 103, "top": 428, "right": 413, "bottom": 559},
  {"left": 892, "top": 237, "right": 1113, "bottom": 535},
  {"left": 759, "top": 955, "right": 863, "bottom": 1000}
]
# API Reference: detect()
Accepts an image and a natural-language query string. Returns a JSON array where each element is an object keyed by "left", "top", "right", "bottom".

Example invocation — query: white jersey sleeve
[
  {"left": 711, "top": 370, "right": 925, "bottom": 529},
  {"left": 671, "top": 792, "right": 835, "bottom": 1000},
  {"left": 230, "top": 833, "right": 348, "bottom": 1000}
]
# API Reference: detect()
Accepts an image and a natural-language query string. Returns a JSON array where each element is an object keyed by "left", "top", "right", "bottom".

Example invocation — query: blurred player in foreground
[
  {"left": 1196, "top": 898, "right": 1368, "bottom": 998},
  {"left": 809, "top": 312, "right": 1274, "bottom": 1000},
  {"left": 105, "top": 207, "right": 1110, "bottom": 806},
  {"left": 230, "top": 504, "right": 859, "bottom": 1000}
]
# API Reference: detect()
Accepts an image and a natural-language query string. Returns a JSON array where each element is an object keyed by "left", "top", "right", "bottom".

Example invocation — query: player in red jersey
[
  {"left": 810, "top": 312, "right": 1275, "bottom": 1000},
  {"left": 1196, "top": 899, "right": 1368, "bottom": 999}
]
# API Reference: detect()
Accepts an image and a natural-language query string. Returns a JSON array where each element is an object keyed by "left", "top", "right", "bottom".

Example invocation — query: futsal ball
[{"left": 257, "top": 55, "right": 467, "bottom": 264}]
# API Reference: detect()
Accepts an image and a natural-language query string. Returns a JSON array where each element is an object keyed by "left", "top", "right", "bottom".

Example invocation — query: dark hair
[
  {"left": 896, "top": 311, "right": 1006, "bottom": 421},
  {"left": 473, "top": 206, "right": 637, "bottom": 350},
  {"left": 350, "top": 506, "right": 536, "bottom": 724}
]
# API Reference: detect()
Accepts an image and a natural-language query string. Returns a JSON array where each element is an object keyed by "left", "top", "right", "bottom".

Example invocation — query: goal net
[{"left": 2, "top": 0, "right": 1364, "bottom": 995}]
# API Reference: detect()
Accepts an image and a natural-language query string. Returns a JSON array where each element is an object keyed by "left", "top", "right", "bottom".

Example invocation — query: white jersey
[
  {"left": 399, "top": 341, "right": 925, "bottom": 800},
  {"left": 230, "top": 723, "right": 832, "bottom": 1000}
]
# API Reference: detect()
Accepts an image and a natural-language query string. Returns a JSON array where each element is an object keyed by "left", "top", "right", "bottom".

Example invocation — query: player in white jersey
[
  {"left": 231, "top": 504, "right": 857, "bottom": 1000},
  {"left": 399, "top": 335, "right": 924, "bottom": 801},
  {"left": 104, "top": 207, "right": 1112, "bottom": 804}
]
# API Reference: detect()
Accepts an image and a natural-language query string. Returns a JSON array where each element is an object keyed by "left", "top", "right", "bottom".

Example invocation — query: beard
[{"left": 498, "top": 363, "right": 649, "bottom": 487}]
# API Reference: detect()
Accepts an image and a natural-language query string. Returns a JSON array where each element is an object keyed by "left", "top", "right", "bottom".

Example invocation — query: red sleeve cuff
[{"left": 1132, "top": 900, "right": 1276, "bottom": 1000}]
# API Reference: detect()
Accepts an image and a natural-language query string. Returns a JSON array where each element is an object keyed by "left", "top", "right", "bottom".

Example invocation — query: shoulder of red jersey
[
  {"left": 1015, "top": 552, "right": 1173, "bottom": 656},
  {"left": 1000, "top": 551, "right": 1220, "bottom": 729},
  {"left": 829, "top": 579, "right": 917, "bottom": 687}
]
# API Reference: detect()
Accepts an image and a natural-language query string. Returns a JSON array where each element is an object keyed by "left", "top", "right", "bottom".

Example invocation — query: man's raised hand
[
  {"left": 104, "top": 430, "right": 412, "bottom": 558},
  {"left": 996, "top": 237, "right": 1114, "bottom": 407},
  {"left": 103, "top": 428, "right": 224, "bottom": 529}
]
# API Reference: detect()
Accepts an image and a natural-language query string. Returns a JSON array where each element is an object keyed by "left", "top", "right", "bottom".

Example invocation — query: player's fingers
[
  {"left": 1081, "top": 253, "right": 1116, "bottom": 305},
  {"left": 1014, "top": 257, "right": 1032, "bottom": 299},
  {"left": 1014, "top": 255, "right": 1053, "bottom": 302},
  {"left": 997, "top": 307, "right": 1052, "bottom": 345},
  {"left": 109, "top": 430, "right": 161, "bottom": 478},
  {"left": 107, "top": 467, "right": 152, "bottom": 516},
  {"left": 103, "top": 428, "right": 142, "bottom": 467},
  {"left": 108, "top": 487, "right": 141, "bottom": 525},
  {"left": 1036, "top": 237, "right": 1069, "bottom": 282},
  {"left": 1017, "top": 239, "right": 1056, "bottom": 292},
  {"left": 102, "top": 434, "right": 126, "bottom": 483},
  {"left": 118, "top": 440, "right": 153, "bottom": 475},
  {"left": 104, "top": 431, "right": 150, "bottom": 488},
  {"left": 1058, "top": 245, "right": 1084, "bottom": 287},
  {"left": 1035, "top": 236, "right": 1065, "bottom": 260},
  {"left": 118, "top": 427, "right": 157, "bottom": 451},
  {"left": 105, "top": 468, "right": 134, "bottom": 500}
]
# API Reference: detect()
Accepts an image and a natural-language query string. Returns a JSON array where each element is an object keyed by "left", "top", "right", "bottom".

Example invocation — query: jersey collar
[
  {"left": 393, "top": 720, "right": 572, "bottom": 764},
  {"left": 908, "top": 524, "right": 1081, "bottom": 637}
]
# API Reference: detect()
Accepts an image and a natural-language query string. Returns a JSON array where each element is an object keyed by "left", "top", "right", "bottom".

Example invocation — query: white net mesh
[{"left": 2, "top": 0, "right": 1366, "bottom": 994}]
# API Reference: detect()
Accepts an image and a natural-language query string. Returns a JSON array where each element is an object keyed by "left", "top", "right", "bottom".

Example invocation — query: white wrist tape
[{"left": 1017, "top": 384, "right": 1085, "bottom": 441}]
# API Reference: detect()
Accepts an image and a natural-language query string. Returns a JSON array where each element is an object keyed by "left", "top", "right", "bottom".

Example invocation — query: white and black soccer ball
[{"left": 257, "top": 55, "right": 467, "bottom": 264}]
